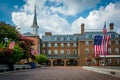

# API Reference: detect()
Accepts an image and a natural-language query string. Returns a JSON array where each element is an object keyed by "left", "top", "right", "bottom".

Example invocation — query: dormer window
[
  {"left": 115, "top": 34, "right": 119, "bottom": 38},
  {"left": 85, "top": 34, "right": 89, "bottom": 38},
  {"left": 67, "top": 37, "right": 70, "bottom": 41},
  {"left": 73, "top": 37, "right": 76, "bottom": 40},
  {"left": 54, "top": 37, "right": 57, "bottom": 41},
  {"left": 61, "top": 37, "right": 64, "bottom": 41},
  {"left": 92, "top": 34, "right": 95, "bottom": 38}
]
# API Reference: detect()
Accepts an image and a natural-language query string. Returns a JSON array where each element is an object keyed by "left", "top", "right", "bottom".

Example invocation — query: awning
[{"left": 99, "top": 55, "right": 120, "bottom": 58}]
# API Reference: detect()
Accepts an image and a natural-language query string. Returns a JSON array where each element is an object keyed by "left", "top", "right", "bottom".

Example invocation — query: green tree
[
  {"left": 0, "top": 21, "right": 35, "bottom": 64},
  {"left": 0, "top": 21, "right": 19, "bottom": 42},
  {"left": 35, "top": 54, "right": 47, "bottom": 65}
]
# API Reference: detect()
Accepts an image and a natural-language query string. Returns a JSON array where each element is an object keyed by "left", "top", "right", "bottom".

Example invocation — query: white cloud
[
  {"left": 12, "top": 0, "right": 71, "bottom": 36},
  {"left": 49, "top": 0, "right": 100, "bottom": 16},
  {"left": 12, "top": 0, "right": 120, "bottom": 37},
  {"left": 71, "top": 2, "right": 120, "bottom": 34},
  {"left": 12, "top": 12, "right": 33, "bottom": 33}
]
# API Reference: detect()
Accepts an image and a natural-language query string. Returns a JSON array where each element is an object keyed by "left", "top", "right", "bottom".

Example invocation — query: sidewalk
[{"left": 82, "top": 66, "right": 120, "bottom": 79}]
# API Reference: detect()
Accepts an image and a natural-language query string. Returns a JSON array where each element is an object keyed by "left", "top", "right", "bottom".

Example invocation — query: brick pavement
[{"left": 0, "top": 67, "right": 119, "bottom": 80}]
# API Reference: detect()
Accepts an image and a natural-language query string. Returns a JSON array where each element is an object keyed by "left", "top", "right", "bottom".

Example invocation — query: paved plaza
[{"left": 0, "top": 67, "right": 120, "bottom": 80}]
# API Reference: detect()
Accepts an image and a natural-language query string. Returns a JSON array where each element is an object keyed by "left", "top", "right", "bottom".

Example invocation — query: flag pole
[{"left": 103, "top": 21, "right": 107, "bottom": 66}]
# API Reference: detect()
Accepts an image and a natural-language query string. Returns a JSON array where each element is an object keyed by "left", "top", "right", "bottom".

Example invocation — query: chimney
[
  {"left": 109, "top": 23, "right": 114, "bottom": 32},
  {"left": 45, "top": 32, "right": 52, "bottom": 36},
  {"left": 81, "top": 23, "right": 85, "bottom": 34}
]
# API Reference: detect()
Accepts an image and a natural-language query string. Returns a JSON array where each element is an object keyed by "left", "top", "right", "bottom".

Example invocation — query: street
[{"left": 0, "top": 67, "right": 119, "bottom": 80}]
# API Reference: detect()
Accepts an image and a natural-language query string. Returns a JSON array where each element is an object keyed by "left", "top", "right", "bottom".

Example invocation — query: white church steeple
[{"left": 31, "top": 4, "right": 39, "bottom": 35}]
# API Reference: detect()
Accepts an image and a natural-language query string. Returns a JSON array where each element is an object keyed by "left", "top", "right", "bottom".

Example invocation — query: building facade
[{"left": 41, "top": 23, "right": 120, "bottom": 66}]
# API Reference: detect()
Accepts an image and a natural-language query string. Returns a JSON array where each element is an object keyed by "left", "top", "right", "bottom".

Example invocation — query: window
[
  {"left": 116, "top": 58, "right": 119, "bottom": 64},
  {"left": 107, "top": 59, "right": 111, "bottom": 64},
  {"left": 115, "top": 48, "right": 119, "bottom": 54},
  {"left": 85, "top": 34, "right": 89, "bottom": 38},
  {"left": 89, "top": 34, "right": 92, "bottom": 38},
  {"left": 61, "top": 43, "right": 64, "bottom": 47},
  {"left": 61, "top": 37, "right": 64, "bottom": 41},
  {"left": 73, "top": 50, "right": 77, "bottom": 55},
  {"left": 54, "top": 50, "right": 58, "bottom": 55},
  {"left": 115, "top": 40, "right": 119, "bottom": 45},
  {"left": 54, "top": 37, "right": 57, "bottom": 41},
  {"left": 85, "top": 48, "right": 89, "bottom": 54},
  {"left": 115, "top": 34, "right": 119, "bottom": 38},
  {"left": 54, "top": 43, "right": 58, "bottom": 47},
  {"left": 66, "top": 49, "right": 70, "bottom": 55},
  {"left": 48, "top": 50, "right": 51, "bottom": 55},
  {"left": 73, "top": 37, "right": 76, "bottom": 40},
  {"left": 67, "top": 37, "right": 70, "bottom": 41},
  {"left": 42, "top": 43, "right": 45, "bottom": 47},
  {"left": 48, "top": 43, "right": 51, "bottom": 47},
  {"left": 60, "top": 50, "right": 64, "bottom": 55},
  {"left": 108, "top": 48, "right": 111, "bottom": 54},
  {"left": 92, "top": 34, "right": 95, "bottom": 38},
  {"left": 92, "top": 59, "right": 96, "bottom": 64},
  {"left": 73, "top": 43, "right": 77, "bottom": 47},
  {"left": 85, "top": 41, "right": 89, "bottom": 45},
  {"left": 67, "top": 43, "right": 70, "bottom": 47},
  {"left": 42, "top": 50, "right": 45, "bottom": 54}
]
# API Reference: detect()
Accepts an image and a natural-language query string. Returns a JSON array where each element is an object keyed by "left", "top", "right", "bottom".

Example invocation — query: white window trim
[
  {"left": 54, "top": 43, "right": 58, "bottom": 47},
  {"left": 54, "top": 50, "right": 58, "bottom": 55},
  {"left": 48, "top": 43, "right": 51, "bottom": 47},
  {"left": 85, "top": 41, "right": 89, "bottom": 45},
  {"left": 67, "top": 43, "right": 70, "bottom": 47},
  {"left": 61, "top": 43, "right": 64, "bottom": 47},
  {"left": 67, "top": 37, "right": 70, "bottom": 41},
  {"left": 115, "top": 40, "right": 119, "bottom": 45},
  {"left": 60, "top": 50, "right": 64, "bottom": 55},
  {"left": 85, "top": 48, "right": 89, "bottom": 54},
  {"left": 66, "top": 49, "right": 70, "bottom": 55},
  {"left": 48, "top": 50, "right": 51, "bottom": 55},
  {"left": 42, "top": 43, "right": 45, "bottom": 47},
  {"left": 115, "top": 48, "right": 119, "bottom": 54},
  {"left": 73, "top": 43, "right": 77, "bottom": 47}
]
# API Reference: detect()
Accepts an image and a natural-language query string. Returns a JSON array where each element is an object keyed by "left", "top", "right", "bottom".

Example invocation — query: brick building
[{"left": 41, "top": 23, "right": 120, "bottom": 66}]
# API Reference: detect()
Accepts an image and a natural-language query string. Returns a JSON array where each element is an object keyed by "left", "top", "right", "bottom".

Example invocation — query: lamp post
[{"left": 4, "top": 37, "right": 8, "bottom": 47}]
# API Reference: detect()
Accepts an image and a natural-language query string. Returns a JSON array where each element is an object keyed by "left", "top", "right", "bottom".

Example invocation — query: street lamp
[{"left": 4, "top": 37, "right": 8, "bottom": 47}]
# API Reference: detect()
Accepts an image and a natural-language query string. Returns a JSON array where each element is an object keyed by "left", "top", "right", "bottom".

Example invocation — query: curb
[{"left": 82, "top": 66, "right": 120, "bottom": 79}]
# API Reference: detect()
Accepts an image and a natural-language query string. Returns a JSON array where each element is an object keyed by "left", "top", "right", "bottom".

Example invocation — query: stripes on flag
[
  {"left": 9, "top": 41, "right": 15, "bottom": 49},
  {"left": 31, "top": 48, "right": 40, "bottom": 55},
  {"left": 94, "top": 35, "right": 110, "bottom": 57},
  {"left": 31, "top": 48, "right": 35, "bottom": 55},
  {"left": 94, "top": 35, "right": 103, "bottom": 57}
]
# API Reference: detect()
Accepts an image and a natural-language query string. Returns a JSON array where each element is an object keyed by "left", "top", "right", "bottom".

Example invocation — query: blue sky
[{"left": 0, "top": 0, "right": 120, "bottom": 36}]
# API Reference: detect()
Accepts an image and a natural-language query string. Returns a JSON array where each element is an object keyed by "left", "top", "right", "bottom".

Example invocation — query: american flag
[
  {"left": 94, "top": 35, "right": 103, "bottom": 57},
  {"left": 31, "top": 48, "right": 35, "bottom": 55},
  {"left": 9, "top": 41, "right": 15, "bottom": 49},
  {"left": 94, "top": 22, "right": 110, "bottom": 57},
  {"left": 103, "top": 21, "right": 107, "bottom": 35}
]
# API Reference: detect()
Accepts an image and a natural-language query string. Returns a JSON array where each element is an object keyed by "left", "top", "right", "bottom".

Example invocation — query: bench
[
  {"left": 0, "top": 65, "right": 9, "bottom": 72},
  {"left": 23, "top": 64, "right": 31, "bottom": 69},
  {"left": 14, "top": 64, "right": 31, "bottom": 70}
]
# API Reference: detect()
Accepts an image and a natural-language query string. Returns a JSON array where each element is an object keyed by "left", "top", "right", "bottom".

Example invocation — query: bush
[
  {"left": 0, "top": 44, "right": 23, "bottom": 64},
  {"left": 35, "top": 54, "right": 47, "bottom": 65}
]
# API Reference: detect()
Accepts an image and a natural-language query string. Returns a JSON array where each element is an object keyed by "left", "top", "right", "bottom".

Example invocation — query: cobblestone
[{"left": 0, "top": 67, "right": 119, "bottom": 80}]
